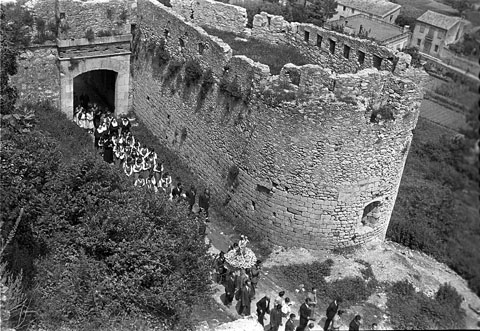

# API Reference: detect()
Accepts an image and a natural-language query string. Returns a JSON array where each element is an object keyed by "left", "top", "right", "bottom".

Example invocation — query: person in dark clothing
[
  {"left": 285, "top": 313, "right": 296, "bottom": 331},
  {"left": 248, "top": 260, "right": 261, "bottom": 290},
  {"left": 120, "top": 117, "right": 131, "bottom": 134},
  {"left": 171, "top": 182, "right": 183, "bottom": 200},
  {"left": 324, "top": 298, "right": 342, "bottom": 331},
  {"left": 299, "top": 298, "right": 315, "bottom": 330},
  {"left": 198, "top": 188, "right": 211, "bottom": 221},
  {"left": 186, "top": 185, "right": 197, "bottom": 212},
  {"left": 215, "top": 252, "right": 227, "bottom": 284},
  {"left": 348, "top": 315, "right": 361, "bottom": 331},
  {"left": 256, "top": 295, "right": 271, "bottom": 327},
  {"left": 238, "top": 280, "right": 254, "bottom": 316},
  {"left": 269, "top": 303, "right": 283, "bottom": 331},
  {"left": 103, "top": 138, "right": 114, "bottom": 164},
  {"left": 224, "top": 271, "right": 235, "bottom": 307}
]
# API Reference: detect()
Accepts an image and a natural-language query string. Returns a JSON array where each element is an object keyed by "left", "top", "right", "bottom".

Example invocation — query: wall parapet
[{"left": 170, "top": 0, "right": 247, "bottom": 34}]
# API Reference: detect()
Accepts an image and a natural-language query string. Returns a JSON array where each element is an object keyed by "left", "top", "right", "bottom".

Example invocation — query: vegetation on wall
[
  {"left": 0, "top": 2, "right": 33, "bottom": 115},
  {"left": 184, "top": 59, "right": 203, "bottom": 87},
  {"left": 151, "top": 38, "right": 171, "bottom": 78},
  {"left": 370, "top": 105, "right": 395, "bottom": 123},
  {"left": 164, "top": 59, "right": 184, "bottom": 83}
]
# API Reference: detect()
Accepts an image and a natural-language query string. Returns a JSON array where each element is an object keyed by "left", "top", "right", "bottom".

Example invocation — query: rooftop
[
  {"left": 417, "top": 10, "right": 462, "bottom": 30},
  {"left": 330, "top": 14, "right": 407, "bottom": 42},
  {"left": 337, "top": 0, "right": 401, "bottom": 18}
]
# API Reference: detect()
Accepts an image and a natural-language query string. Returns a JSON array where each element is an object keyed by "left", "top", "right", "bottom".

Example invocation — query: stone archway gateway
[
  {"left": 57, "top": 35, "right": 131, "bottom": 119},
  {"left": 73, "top": 70, "right": 118, "bottom": 112}
]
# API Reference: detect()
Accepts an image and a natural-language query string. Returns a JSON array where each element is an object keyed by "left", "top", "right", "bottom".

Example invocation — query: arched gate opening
[{"left": 73, "top": 70, "right": 118, "bottom": 113}]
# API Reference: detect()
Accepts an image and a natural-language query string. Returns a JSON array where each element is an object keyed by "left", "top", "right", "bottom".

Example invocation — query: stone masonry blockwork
[{"left": 132, "top": 0, "right": 428, "bottom": 250}]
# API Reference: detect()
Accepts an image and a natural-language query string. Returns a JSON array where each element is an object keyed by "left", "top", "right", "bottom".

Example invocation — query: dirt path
[{"left": 202, "top": 210, "right": 480, "bottom": 330}]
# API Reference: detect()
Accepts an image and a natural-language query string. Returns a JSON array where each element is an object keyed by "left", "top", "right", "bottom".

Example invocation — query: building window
[
  {"left": 304, "top": 30, "right": 310, "bottom": 43},
  {"left": 316, "top": 34, "right": 323, "bottom": 47},
  {"left": 329, "top": 39, "right": 336, "bottom": 54},
  {"left": 417, "top": 38, "right": 421, "bottom": 46},
  {"left": 419, "top": 24, "right": 425, "bottom": 33},
  {"left": 343, "top": 44, "right": 351, "bottom": 59},
  {"left": 343, "top": 5, "right": 346, "bottom": 11},
  {"left": 434, "top": 45, "right": 439, "bottom": 52},
  {"left": 357, "top": 50, "right": 365, "bottom": 64},
  {"left": 373, "top": 55, "right": 382, "bottom": 69},
  {"left": 437, "top": 30, "right": 445, "bottom": 39},
  {"left": 352, "top": 9, "right": 355, "bottom": 14},
  {"left": 390, "top": 15, "right": 393, "bottom": 22}
]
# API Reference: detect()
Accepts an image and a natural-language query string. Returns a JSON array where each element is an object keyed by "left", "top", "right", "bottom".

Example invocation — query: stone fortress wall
[
  {"left": 132, "top": 0, "right": 427, "bottom": 250},
  {"left": 11, "top": 0, "right": 134, "bottom": 117},
  {"left": 170, "top": 0, "right": 247, "bottom": 34},
  {"left": 56, "top": 0, "right": 134, "bottom": 39}
]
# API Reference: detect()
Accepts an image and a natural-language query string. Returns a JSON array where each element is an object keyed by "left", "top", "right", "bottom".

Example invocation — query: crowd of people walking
[
  {"left": 74, "top": 98, "right": 375, "bottom": 331},
  {"left": 73, "top": 101, "right": 212, "bottom": 226},
  {"left": 214, "top": 254, "right": 375, "bottom": 331}
]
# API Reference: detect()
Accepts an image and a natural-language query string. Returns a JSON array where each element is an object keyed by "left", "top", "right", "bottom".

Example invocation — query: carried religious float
[{"left": 224, "top": 235, "right": 257, "bottom": 270}]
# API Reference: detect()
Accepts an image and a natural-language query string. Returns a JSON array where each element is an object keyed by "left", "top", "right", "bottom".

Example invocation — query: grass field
[{"left": 202, "top": 27, "right": 310, "bottom": 75}]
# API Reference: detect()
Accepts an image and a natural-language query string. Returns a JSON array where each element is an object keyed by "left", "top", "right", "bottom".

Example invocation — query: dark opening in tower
[{"left": 361, "top": 201, "right": 381, "bottom": 226}]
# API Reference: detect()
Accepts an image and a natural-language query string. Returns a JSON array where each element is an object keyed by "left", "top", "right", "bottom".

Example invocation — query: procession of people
[
  {"left": 73, "top": 100, "right": 373, "bottom": 331},
  {"left": 72, "top": 99, "right": 211, "bottom": 232},
  {"left": 213, "top": 237, "right": 371, "bottom": 331}
]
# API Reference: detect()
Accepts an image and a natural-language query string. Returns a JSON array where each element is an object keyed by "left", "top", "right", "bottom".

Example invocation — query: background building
[
  {"left": 329, "top": 0, "right": 401, "bottom": 23},
  {"left": 327, "top": 14, "right": 411, "bottom": 50},
  {"left": 412, "top": 10, "right": 465, "bottom": 57}
]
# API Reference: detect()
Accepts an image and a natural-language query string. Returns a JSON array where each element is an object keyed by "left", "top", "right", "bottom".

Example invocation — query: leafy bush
[
  {"left": 386, "top": 280, "right": 465, "bottom": 329},
  {"left": 184, "top": 59, "right": 203, "bottom": 87},
  {"left": 97, "top": 29, "right": 113, "bottom": 37},
  {"left": 326, "top": 276, "right": 375, "bottom": 307},
  {"left": 271, "top": 259, "right": 333, "bottom": 293},
  {"left": 85, "top": 28, "right": 95, "bottom": 41},
  {"left": 370, "top": 105, "right": 395, "bottom": 123}
]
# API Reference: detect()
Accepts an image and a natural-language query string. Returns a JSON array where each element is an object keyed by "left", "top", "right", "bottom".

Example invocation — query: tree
[
  {"left": 0, "top": 3, "right": 33, "bottom": 114},
  {"left": 446, "top": 0, "right": 472, "bottom": 16}
]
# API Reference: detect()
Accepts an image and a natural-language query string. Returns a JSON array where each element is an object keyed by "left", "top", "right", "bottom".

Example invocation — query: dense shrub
[
  {"left": 85, "top": 28, "right": 95, "bottom": 41},
  {"left": 271, "top": 259, "right": 333, "bottom": 294},
  {"left": 184, "top": 59, "right": 203, "bottom": 87},
  {"left": 386, "top": 280, "right": 465, "bottom": 329},
  {"left": 1, "top": 103, "right": 214, "bottom": 330},
  {"left": 388, "top": 117, "right": 480, "bottom": 296},
  {"left": 326, "top": 276, "right": 375, "bottom": 307}
]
